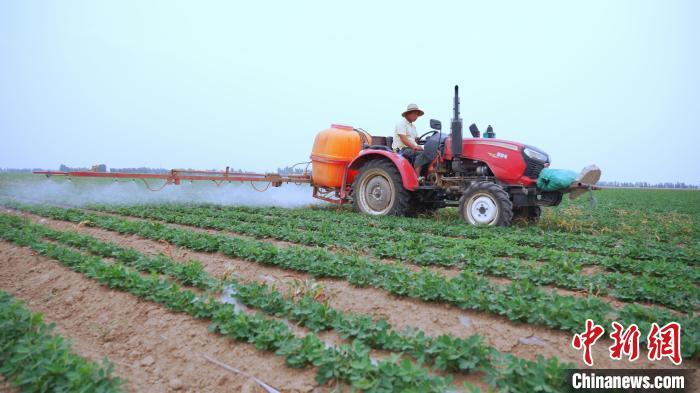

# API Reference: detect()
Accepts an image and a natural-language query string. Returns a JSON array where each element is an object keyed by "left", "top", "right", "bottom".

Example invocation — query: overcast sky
[{"left": 1, "top": 1, "right": 698, "bottom": 183}]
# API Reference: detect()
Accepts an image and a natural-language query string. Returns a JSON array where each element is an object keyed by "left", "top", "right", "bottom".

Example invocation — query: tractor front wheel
[
  {"left": 352, "top": 159, "right": 411, "bottom": 216},
  {"left": 459, "top": 182, "right": 513, "bottom": 226}
]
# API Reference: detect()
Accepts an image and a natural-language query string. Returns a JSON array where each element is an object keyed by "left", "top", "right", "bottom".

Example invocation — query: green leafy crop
[{"left": 0, "top": 291, "right": 123, "bottom": 393}]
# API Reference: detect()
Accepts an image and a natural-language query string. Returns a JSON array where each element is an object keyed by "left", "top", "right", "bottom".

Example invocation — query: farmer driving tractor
[{"left": 393, "top": 103, "right": 430, "bottom": 176}]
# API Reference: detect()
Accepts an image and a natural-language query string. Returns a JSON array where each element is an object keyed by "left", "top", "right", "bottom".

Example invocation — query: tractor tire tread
[
  {"left": 352, "top": 159, "right": 411, "bottom": 216},
  {"left": 459, "top": 181, "right": 514, "bottom": 226}
]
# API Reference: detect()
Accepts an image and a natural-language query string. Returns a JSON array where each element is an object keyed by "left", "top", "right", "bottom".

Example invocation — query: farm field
[{"left": 0, "top": 175, "right": 698, "bottom": 392}]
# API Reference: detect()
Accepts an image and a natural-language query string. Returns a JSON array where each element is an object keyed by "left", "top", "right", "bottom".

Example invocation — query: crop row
[
  {"left": 5, "top": 202, "right": 698, "bottom": 358},
  {"left": 0, "top": 215, "right": 457, "bottom": 392},
  {"left": 200, "top": 203, "right": 699, "bottom": 264},
  {"left": 95, "top": 203, "right": 697, "bottom": 278},
  {"left": 91, "top": 204, "right": 699, "bottom": 312},
  {"left": 160, "top": 203, "right": 700, "bottom": 275},
  {"left": 0, "top": 290, "right": 123, "bottom": 392},
  {"left": 0, "top": 213, "right": 573, "bottom": 392},
  {"left": 542, "top": 189, "right": 700, "bottom": 244}
]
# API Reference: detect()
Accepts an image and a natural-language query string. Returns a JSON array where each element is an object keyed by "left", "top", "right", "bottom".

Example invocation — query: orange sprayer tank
[{"left": 310, "top": 124, "right": 370, "bottom": 188}]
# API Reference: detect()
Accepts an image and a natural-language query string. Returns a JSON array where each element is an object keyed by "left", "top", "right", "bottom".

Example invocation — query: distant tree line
[
  {"left": 598, "top": 181, "right": 698, "bottom": 189},
  {"left": 277, "top": 165, "right": 308, "bottom": 175},
  {"left": 109, "top": 167, "right": 170, "bottom": 174},
  {"left": 0, "top": 168, "right": 48, "bottom": 172}
]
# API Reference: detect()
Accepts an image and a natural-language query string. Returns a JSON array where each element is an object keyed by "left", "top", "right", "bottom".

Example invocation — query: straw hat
[{"left": 402, "top": 103, "right": 425, "bottom": 117}]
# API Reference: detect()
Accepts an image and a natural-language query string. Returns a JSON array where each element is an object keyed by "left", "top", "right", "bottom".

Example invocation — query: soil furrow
[
  {"left": 0, "top": 240, "right": 320, "bottom": 393},
  {"left": 4, "top": 208, "right": 694, "bottom": 370}
]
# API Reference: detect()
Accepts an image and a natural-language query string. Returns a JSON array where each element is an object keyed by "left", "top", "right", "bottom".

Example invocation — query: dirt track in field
[
  {"left": 4, "top": 209, "right": 696, "bottom": 371},
  {"left": 0, "top": 241, "right": 321, "bottom": 393}
]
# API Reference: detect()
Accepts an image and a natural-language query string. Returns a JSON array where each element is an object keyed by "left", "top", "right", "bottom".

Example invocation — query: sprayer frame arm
[
  {"left": 32, "top": 168, "right": 312, "bottom": 186},
  {"left": 567, "top": 181, "right": 603, "bottom": 191}
]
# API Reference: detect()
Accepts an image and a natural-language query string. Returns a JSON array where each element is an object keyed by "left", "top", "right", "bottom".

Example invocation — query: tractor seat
[{"left": 367, "top": 136, "right": 394, "bottom": 152}]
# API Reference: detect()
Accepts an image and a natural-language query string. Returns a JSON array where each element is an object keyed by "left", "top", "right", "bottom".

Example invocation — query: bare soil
[
  {"left": 0, "top": 241, "right": 320, "bottom": 393},
  {"left": 4, "top": 209, "right": 696, "bottom": 371}
]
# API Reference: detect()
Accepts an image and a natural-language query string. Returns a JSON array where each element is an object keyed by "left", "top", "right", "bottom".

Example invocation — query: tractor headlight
[{"left": 523, "top": 147, "right": 549, "bottom": 162}]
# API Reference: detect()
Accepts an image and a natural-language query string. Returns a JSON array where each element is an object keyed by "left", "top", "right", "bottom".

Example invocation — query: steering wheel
[{"left": 417, "top": 130, "right": 439, "bottom": 145}]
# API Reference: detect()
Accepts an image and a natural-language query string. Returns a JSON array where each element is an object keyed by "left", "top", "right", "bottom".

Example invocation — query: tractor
[{"left": 342, "top": 86, "right": 600, "bottom": 226}]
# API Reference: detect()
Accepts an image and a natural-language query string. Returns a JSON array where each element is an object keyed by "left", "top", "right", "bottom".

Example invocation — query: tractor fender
[{"left": 348, "top": 149, "right": 419, "bottom": 191}]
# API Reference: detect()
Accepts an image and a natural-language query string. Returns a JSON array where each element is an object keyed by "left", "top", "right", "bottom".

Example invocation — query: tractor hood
[
  {"left": 445, "top": 137, "right": 551, "bottom": 185},
  {"left": 444, "top": 137, "right": 527, "bottom": 158}
]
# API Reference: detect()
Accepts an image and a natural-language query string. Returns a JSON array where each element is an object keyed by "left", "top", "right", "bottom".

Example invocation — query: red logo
[
  {"left": 609, "top": 322, "right": 640, "bottom": 361},
  {"left": 572, "top": 319, "right": 605, "bottom": 366},
  {"left": 647, "top": 322, "right": 682, "bottom": 365},
  {"left": 573, "top": 320, "right": 682, "bottom": 366}
]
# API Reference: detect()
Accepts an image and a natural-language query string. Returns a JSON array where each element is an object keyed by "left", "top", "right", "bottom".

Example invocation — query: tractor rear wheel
[
  {"left": 459, "top": 182, "right": 513, "bottom": 226},
  {"left": 352, "top": 159, "right": 411, "bottom": 216}
]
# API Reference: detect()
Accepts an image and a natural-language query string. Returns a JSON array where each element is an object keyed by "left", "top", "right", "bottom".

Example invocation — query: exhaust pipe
[{"left": 451, "top": 85, "right": 463, "bottom": 157}]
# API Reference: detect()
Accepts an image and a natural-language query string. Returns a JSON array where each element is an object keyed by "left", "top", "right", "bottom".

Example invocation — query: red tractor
[{"left": 341, "top": 86, "right": 599, "bottom": 226}]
